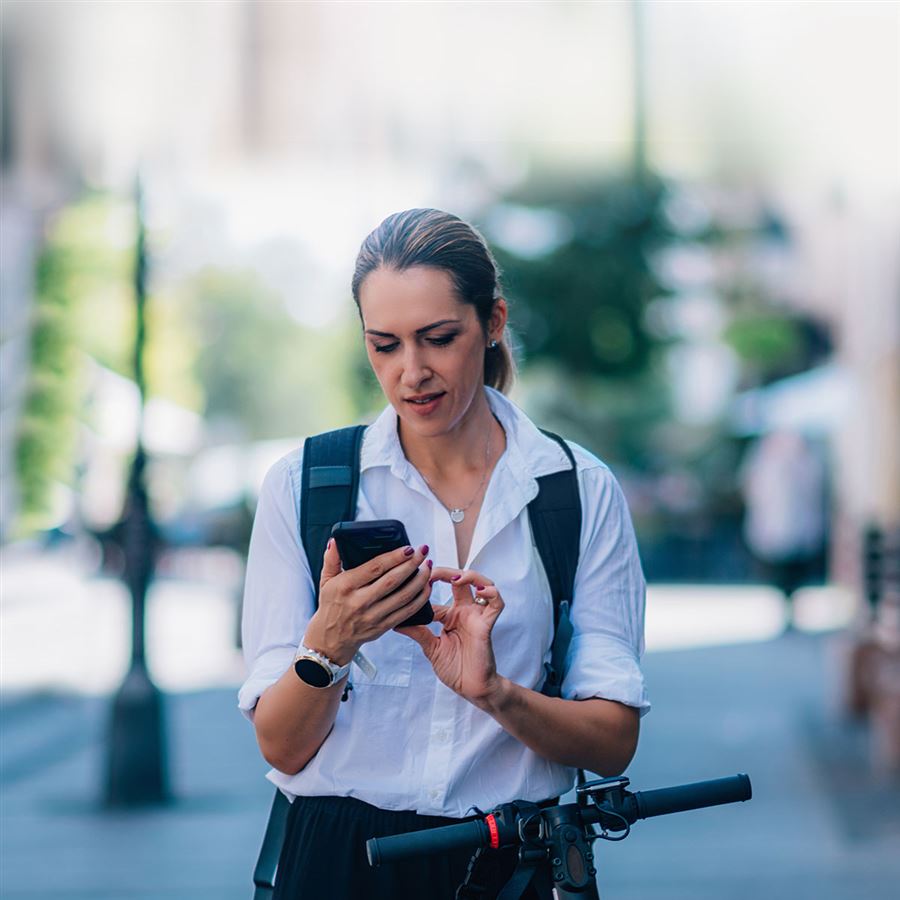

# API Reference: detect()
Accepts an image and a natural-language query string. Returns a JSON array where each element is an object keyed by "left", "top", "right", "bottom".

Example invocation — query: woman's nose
[{"left": 400, "top": 346, "right": 431, "bottom": 387}]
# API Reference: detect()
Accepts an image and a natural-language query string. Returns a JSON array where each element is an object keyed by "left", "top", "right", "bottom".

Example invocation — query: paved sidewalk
[
  {"left": 602, "top": 633, "right": 900, "bottom": 900},
  {"left": 3, "top": 632, "right": 898, "bottom": 899},
  {"left": 1, "top": 689, "right": 271, "bottom": 899},
  {"left": 0, "top": 546, "right": 896, "bottom": 898}
]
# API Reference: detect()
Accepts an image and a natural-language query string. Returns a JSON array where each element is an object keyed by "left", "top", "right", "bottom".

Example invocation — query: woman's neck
[{"left": 398, "top": 392, "right": 504, "bottom": 479}]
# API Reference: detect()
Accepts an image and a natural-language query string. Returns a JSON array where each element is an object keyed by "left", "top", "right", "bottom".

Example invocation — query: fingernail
[
  {"left": 403, "top": 546, "right": 414, "bottom": 556},
  {"left": 428, "top": 578, "right": 435, "bottom": 585},
  {"left": 419, "top": 544, "right": 429, "bottom": 555},
  {"left": 427, "top": 559, "right": 433, "bottom": 569},
  {"left": 475, "top": 584, "right": 485, "bottom": 591},
  {"left": 451, "top": 574, "right": 461, "bottom": 582}
]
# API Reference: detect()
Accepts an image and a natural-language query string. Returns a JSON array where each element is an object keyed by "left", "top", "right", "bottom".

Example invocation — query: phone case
[{"left": 331, "top": 520, "right": 434, "bottom": 627}]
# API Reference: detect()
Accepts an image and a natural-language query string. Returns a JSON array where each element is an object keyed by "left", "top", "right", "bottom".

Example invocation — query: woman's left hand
[{"left": 397, "top": 567, "right": 504, "bottom": 705}]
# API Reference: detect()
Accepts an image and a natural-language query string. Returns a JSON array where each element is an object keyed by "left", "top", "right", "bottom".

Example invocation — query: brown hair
[{"left": 352, "top": 208, "right": 515, "bottom": 393}]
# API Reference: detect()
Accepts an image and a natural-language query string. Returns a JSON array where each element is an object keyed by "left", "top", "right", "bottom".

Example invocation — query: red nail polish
[
  {"left": 451, "top": 574, "right": 461, "bottom": 582},
  {"left": 475, "top": 584, "right": 485, "bottom": 591},
  {"left": 419, "top": 544, "right": 429, "bottom": 555},
  {"left": 403, "top": 546, "right": 414, "bottom": 556},
  {"left": 427, "top": 559, "right": 433, "bottom": 569}
]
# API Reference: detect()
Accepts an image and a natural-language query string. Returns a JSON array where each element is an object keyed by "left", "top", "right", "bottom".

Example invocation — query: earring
[{"left": 488, "top": 339, "right": 498, "bottom": 349}]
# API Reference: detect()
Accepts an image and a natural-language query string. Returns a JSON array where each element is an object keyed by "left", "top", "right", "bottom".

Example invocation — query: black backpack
[{"left": 252, "top": 425, "right": 582, "bottom": 899}]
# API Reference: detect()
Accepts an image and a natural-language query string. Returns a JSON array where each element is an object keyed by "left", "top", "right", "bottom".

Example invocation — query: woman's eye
[{"left": 371, "top": 334, "right": 457, "bottom": 353}]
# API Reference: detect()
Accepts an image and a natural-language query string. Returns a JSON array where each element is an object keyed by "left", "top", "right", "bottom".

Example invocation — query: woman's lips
[{"left": 404, "top": 392, "right": 446, "bottom": 416}]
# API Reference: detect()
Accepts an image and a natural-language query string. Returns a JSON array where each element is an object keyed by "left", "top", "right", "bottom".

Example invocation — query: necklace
[{"left": 419, "top": 430, "right": 493, "bottom": 525}]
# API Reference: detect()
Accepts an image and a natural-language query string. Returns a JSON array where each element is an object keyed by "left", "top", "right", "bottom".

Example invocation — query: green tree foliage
[
  {"left": 483, "top": 175, "right": 670, "bottom": 379},
  {"left": 15, "top": 250, "right": 80, "bottom": 527},
  {"left": 15, "top": 195, "right": 134, "bottom": 531},
  {"left": 179, "top": 269, "right": 361, "bottom": 440},
  {"left": 478, "top": 174, "right": 672, "bottom": 474}
]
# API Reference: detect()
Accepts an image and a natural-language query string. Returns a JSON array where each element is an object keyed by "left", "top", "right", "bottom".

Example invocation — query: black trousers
[{"left": 272, "top": 794, "right": 538, "bottom": 900}]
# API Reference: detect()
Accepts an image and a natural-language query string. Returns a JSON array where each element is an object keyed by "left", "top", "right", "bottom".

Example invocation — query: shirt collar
[{"left": 359, "top": 387, "right": 573, "bottom": 482}]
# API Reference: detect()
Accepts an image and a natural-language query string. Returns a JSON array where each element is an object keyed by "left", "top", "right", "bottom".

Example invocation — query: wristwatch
[{"left": 293, "top": 644, "right": 351, "bottom": 688}]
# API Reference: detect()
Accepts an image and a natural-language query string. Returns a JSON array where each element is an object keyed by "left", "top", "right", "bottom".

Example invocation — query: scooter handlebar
[
  {"left": 625, "top": 774, "right": 752, "bottom": 823},
  {"left": 366, "top": 773, "right": 753, "bottom": 867}
]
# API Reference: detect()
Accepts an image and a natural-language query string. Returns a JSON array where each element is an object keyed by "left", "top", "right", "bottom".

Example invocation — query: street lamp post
[{"left": 104, "top": 177, "right": 169, "bottom": 807}]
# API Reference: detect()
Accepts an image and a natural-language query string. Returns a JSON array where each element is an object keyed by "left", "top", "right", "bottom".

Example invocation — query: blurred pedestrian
[
  {"left": 239, "top": 209, "right": 649, "bottom": 899},
  {"left": 739, "top": 430, "right": 828, "bottom": 630}
]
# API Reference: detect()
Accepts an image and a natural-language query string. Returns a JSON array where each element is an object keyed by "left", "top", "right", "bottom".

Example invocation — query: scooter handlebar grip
[
  {"left": 366, "top": 818, "right": 490, "bottom": 867},
  {"left": 631, "top": 774, "right": 752, "bottom": 821}
]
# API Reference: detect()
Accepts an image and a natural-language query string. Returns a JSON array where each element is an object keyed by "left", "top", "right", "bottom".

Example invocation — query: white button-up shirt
[{"left": 239, "top": 388, "right": 649, "bottom": 818}]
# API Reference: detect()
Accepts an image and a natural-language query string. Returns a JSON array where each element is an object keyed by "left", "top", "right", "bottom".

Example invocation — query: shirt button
[
  {"left": 429, "top": 789, "right": 440, "bottom": 801},
  {"left": 436, "top": 728, "right": 449, "bottom": 743}
]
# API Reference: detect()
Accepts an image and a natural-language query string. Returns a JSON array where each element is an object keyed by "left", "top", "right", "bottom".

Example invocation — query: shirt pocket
[
  {"left": 490, "top": 550, "right": 554, "bottom": 690},
  {"left": 350, "top": 629, "right": 414, "bottom": 688}
]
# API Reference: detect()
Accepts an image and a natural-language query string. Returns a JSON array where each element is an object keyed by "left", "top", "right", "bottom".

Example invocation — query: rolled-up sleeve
[
  {"left": 238, "top": 450, "right": 316, "bottom": 721},
  {"left": 561, "top": 457, "right": 650, "bottom": 716}
]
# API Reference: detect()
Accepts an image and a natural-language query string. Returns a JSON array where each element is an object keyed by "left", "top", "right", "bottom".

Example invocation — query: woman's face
[{"left": 358, "top": 265, "right": 505, "bottom": 439}]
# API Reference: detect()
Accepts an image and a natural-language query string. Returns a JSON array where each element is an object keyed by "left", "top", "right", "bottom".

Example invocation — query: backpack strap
[
  {"left": 530, "top": 430, "right": 581, "bottom": 699},
  {"left": 251, "top": 790, "right": 291, "bottom": 899},
  {"left": 300, "top": 425, "right": 367, "bottom": 602},
  {"left": 502, "top": 430, "right": 585, "bottom": 890},
  {"left": 251, "top": 425, "right": 365, "bottom": 899}
]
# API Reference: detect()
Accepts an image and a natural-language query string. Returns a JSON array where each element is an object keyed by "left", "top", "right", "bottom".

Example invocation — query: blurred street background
[{"left": 1, "top": 1, "right": 898, "bottom": 898}]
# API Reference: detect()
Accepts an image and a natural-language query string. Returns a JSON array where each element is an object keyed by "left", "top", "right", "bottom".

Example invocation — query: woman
[{"left": 239, "top": 208, "right": 649, "bottom": 899}]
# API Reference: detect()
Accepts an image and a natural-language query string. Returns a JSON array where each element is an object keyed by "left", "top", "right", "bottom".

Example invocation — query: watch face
[{"left": 294, "top": 657, "right": 332, "bottom": 688}]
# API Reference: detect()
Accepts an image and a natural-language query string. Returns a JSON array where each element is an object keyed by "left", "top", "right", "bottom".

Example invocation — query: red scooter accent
[{"left": 484, "top": 813, "right": 500, "bottom": 849}]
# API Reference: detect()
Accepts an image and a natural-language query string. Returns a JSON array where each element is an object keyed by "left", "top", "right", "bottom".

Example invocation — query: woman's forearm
[
  {"left": 250, "top": 545, "right": 432, "bottom": 776},
  {"left": 252, "top": 665, "right": 346, "bottom": 775},
  {"left": 475, "top": 679, "right": 639, "bottom": 776}
]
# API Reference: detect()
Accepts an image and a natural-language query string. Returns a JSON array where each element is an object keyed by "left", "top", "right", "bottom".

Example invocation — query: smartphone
[{"left": 330, "top": 520, "right": 434, "bottom": 627}]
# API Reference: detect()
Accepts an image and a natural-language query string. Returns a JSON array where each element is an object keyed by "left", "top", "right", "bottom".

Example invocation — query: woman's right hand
[{"left": 302, "top": 540, "right": 433, "bottom": 665}]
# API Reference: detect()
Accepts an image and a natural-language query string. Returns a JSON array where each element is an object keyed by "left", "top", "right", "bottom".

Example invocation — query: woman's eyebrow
[{"left": 364, "top": 318, "right": 463, "bottom": 338}]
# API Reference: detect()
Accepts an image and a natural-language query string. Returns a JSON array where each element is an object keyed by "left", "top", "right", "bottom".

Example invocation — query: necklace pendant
[{"left": 449, "top": 508, "right": 465, "bottom": 524}]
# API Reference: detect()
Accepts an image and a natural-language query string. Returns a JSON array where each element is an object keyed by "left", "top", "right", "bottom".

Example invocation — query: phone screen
[{"left": 331, "top": 520, "right": 434, "bottom": 627}]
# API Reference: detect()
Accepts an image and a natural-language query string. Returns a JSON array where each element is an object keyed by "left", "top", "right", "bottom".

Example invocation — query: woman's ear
[{"left": 488, "top": 297, "right": 508, "bottom": 343}]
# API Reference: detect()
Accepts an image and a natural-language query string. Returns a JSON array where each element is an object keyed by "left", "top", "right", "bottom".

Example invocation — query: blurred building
[
  {"left": 0, "top": 0, "right": 897, "bottom": 591},
  {"left": 790, "top": 193, "right": 899, "bottom": 586}
]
